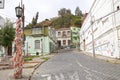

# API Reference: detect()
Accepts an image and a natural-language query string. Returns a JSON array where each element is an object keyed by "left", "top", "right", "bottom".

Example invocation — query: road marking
[
  {"left": 68, "top": 71, "right": 79, "bottom": 80},
  {"left": 76, "top": 60, "right": 90, "bottom": 70},
  {"left": 55, "top": 73, "right": 65, "bottom": 80},
  {"left": 76, "top": 60, "right": 120, "bottom": 79},
  {"left": 41, "top": 74, "right": 52, "bottom": 80},
  {"left": 40, "top": 72, "right": 80, "bottom": 80}
]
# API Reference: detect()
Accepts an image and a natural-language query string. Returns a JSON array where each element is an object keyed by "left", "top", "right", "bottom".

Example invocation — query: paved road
[{"left": 31, "top": 50, "right": 120, "bottom": 80}]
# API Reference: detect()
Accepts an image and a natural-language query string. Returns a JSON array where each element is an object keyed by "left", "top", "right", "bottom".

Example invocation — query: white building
[
  {"left": 80, "top": 0, "right": 120, "bottom": 58},
  {"left": 56, "top": 28, "right": 71, "bottom": 48},
  {"left": 0, "top": 16, "right": 5, "bottom": 28},
  {"left": 0, "top": 16, "right": 5, "bottom": 56}
]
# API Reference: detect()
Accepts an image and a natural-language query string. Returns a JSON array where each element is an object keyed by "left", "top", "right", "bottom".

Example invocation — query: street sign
[{"left": 0, "top": 0, "right": 4, "bottom": 9}]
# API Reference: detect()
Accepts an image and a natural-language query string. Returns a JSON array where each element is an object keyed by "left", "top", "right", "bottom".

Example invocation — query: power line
[
  {"left": 0, "top": 12, "right": 30, "bottom": 24},
  {"left": 0, "top": 12, "right": 16, "bottom": 20},
  {"left": 24, "top": 8, "right": 35, "bottom": 16}
]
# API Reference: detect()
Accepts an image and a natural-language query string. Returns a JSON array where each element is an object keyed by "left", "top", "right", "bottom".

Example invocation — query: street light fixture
[{"left": 15, "top": 6, "right": 23, "bottom": 18}]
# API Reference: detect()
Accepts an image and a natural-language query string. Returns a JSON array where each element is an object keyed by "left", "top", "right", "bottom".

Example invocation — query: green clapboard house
[
  {"left": 70, "top": 27, "right": 80, "bottom": 48},
  {"left": 24, "top": 26, "right": 57, "bottom": 55}
]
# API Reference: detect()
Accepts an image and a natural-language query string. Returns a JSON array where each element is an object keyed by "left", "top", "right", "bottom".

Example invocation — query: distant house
[
  {"left": 71, "top": 27, "right": 80, "bottom": 48},
  {"left": 56, "top": 28, "right": 71, "bottom": 48},
  {"left": 24, "top": 26, "right": 57, "bottom": 55}
]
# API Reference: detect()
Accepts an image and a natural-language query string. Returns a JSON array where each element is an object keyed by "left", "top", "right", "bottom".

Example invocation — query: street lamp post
[
  {"left": 91, "top": 16, "right": 95, "bottom": 57},
  {"left": 13, "top": 6, "right": 23, "bottom": 79}
]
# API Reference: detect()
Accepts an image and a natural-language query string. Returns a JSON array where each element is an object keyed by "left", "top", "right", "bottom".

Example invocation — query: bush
[
  {"left": 41, "top": 57, "right": 50, "bottom": 61},
  {"left": 70, "top": 45, "right": 76, "bottom": 48},
  {"left": 24, "top": 55, "right": 39, "bottom": 62},
  {"left": 24, "top": 57, "right": 32, "bottom": 61}
]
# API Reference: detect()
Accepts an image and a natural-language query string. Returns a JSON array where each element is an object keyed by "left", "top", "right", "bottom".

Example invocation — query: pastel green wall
[
  {"left": 71, "top": 27, "right": 80, "bottom": 48},
  {"left": 25, "top": 36, "right": 41, "bottom": 55},
  {"left": 24, "top": 26, "right": 56, "bottom": 55},
  {"left": 24, "top": 36, "right": 56, "bottom": 55},
  {"left": 43, "top": 36, "right": 50, "bottom": 53}
]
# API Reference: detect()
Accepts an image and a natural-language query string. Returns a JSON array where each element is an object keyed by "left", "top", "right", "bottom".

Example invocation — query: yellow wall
[{"left": 24, "top": 28, "right": 32, "bottom": 36}]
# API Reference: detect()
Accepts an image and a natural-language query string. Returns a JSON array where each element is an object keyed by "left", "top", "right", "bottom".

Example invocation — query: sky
[{"left": 0, "top": 0, "right": 94, "bottom": 25}]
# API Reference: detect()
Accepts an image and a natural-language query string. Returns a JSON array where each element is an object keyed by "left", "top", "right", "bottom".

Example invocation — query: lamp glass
[{"left": 15, "top": 6, "right": 22, "bottom": 18}]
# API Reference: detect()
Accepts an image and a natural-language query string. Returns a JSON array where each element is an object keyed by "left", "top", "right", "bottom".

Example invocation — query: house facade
[
  {"left": 71, "top": 27, "right": 80, "bottom": 48},
  {"left": 80, "top": 0, "right": 120, "bottom": 58},
  {"left": 24, "top": 26, "right": 57, "bottom": 55},
  {"left": 56, "top": 28, "right": 71, "bottom": 48}
]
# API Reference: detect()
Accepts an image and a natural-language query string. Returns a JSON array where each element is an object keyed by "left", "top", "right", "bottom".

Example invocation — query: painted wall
[
  {"left": 24, "top": 36, "right": 51, "bottom": 55},
  {"left": 56, "top": 28, "right": 71, "bottom": 47},
  {"left": 80, "top": 0, "right": 120, "bottom": 58},
  {"left": 71, "top": 27, "right": 80, "bottom": 48},
  {"left": 24, "top": 26, "right": 57, "bottom": 55}
]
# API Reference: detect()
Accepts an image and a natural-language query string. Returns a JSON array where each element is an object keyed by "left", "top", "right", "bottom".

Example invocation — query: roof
[{"left": 55, "top": 28, "right": 70, "bottom": 31}]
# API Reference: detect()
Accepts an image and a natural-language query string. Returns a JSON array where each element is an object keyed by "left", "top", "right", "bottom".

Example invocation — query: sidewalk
[
  {"left": 73, "top": 49, "right": 120, "bottom": 64},
  {"left": 0, "top": 54, "right": 54, "bottom": 80}
]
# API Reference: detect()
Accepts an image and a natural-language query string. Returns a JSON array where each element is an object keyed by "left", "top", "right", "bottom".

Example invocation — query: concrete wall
[{"left": 80, "top": 0, "right": 120, "bottom": 58}]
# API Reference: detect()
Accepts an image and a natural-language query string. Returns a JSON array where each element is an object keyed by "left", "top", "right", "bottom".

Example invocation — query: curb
[
  {"left": 29, "top": 61, "right": 46, "bottom": 80},
  {"left": 0, "top": 66, "right": 13, "bottom": 70},
  {"left": 75, "top": 50, "right": 120, "bottom": 64}
]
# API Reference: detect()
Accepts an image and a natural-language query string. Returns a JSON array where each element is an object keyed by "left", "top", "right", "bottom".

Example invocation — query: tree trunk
[{"left": 4, "top": 46, "right": 8, "bottom": 60}]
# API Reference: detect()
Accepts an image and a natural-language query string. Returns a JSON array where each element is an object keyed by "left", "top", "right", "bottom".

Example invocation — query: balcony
[{"left": 31, "top": 27, "right": 43, "bottom": 37}]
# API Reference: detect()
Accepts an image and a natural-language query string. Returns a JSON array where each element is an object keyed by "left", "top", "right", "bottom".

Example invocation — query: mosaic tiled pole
[{"left": 13, "top": 18, "right": 23, "bottom": 78}]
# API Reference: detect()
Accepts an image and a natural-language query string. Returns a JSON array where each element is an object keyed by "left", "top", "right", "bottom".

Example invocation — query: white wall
[{"left": 80, "top": 0, "right": 120, "bottom": 58}]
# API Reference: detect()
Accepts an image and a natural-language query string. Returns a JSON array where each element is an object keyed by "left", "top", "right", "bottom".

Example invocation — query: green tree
[
  {"left": 32, "top": 17, "right": 36, "bottom": 26},
  {"left": 58, "top": 8, "right": 71, "bottom": 17},
  {"left": 26, "top": 12, "right": 39, "bottom": 28},
  {"left": 75, "top": 6, "right": 83, "bottom": 17},
  {"left": 0, "top": 19, "right": 15, "bottom": 57},
  {"left": 35, "top": 12, "right": 39, "bottom": 23}
]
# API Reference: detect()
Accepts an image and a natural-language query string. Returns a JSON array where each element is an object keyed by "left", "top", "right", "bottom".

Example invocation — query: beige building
[{"left": 56, "top": 28, "right": 71, "bottom": 48}]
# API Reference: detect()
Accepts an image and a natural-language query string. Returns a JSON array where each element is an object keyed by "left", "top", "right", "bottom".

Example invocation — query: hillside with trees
[{"left": 26, "top": 7, "right": 83, "bottom": 29}]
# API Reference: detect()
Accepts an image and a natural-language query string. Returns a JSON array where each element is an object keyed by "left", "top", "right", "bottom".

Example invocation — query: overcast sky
[{"left": 0, "top": 0, "right": 94, "bottom": 25}]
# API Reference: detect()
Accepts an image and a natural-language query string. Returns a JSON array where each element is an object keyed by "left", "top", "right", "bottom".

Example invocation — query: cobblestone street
[{"left": 31, "top": 50, "right": 120, "bottom": 80}]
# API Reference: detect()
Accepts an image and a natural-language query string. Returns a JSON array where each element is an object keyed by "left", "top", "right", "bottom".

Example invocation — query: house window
[
  {"left": 63, "top": 40, "right": 66, "bottom": 45},
  {"left": 68, "top": 40, "right": 71, "bottom": 45},
  {"left": 58, "top": 32, "right": 61, "bottom": 36},
  {"left": 32, "top": 28, "right": 42, "bottom": 34},
  {"left": 67, "top": 31, "right": 70, "bottom": 35},
  {"left": 117, "top": 6, "right": 120, "bottom": 10},
  {"left": 62, "top": 31, "right": 66, "bottom": 37},
  {"left": 74, "top": 37, "right": 77, "bottom": 40},
  {"left": 35, "top": 40, "right": 40, "bottom": 49}
]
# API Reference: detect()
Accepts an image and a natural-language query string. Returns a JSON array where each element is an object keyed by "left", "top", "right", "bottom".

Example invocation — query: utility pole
[
  {"left": 22, "top": 4, "right": 25, "bottom": 56},
  {"left": 21, "top": 0, "right": 25, "bottom": 55},
  {"left": 91, "top": 16, "right": 95, "bottom": 57}
]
